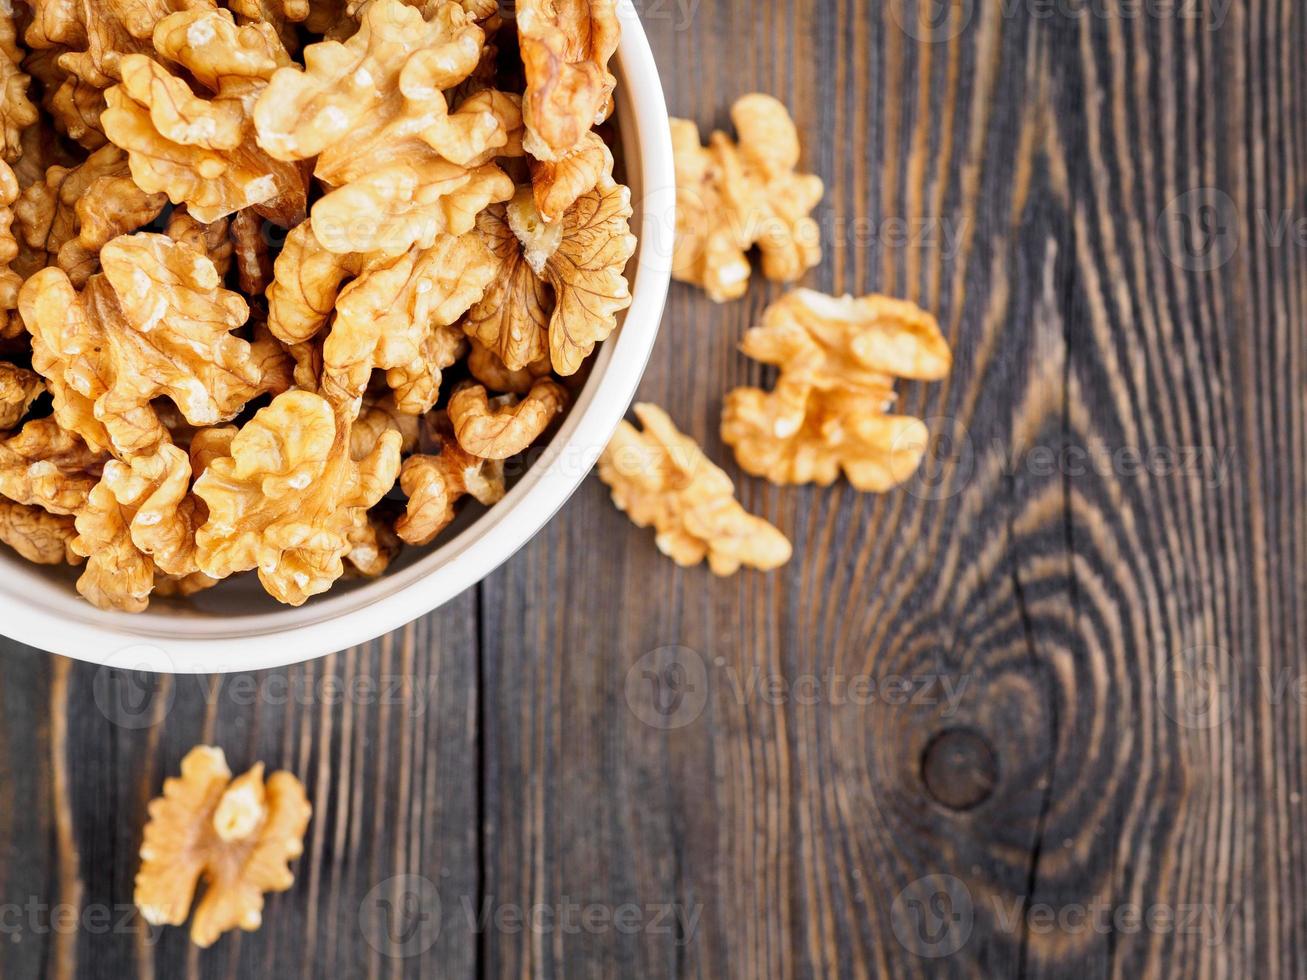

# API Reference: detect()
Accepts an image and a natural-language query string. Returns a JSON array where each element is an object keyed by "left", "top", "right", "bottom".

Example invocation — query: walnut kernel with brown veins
[
  {"left": 598, "top": 403, "right": 792, "bottom": 576},
  {"left": 322, "top": 230, "right": 494, "bottom": 413},
  {"left": 0, "top": 499, "right": 80, "bottom": 565},
  {"left": 135, "top": 745, "right": 311, "bottom": 949},
  {"left": 0, "top": 417, "right": 105, "bottom": 515},
  {"left": 0, "top": 10, "right": 37, "bottom": 161},
  {"left": 0, "top": 362, "right": 43, "bottom": 430},
  {"left": 194, "top": 390, "right": 402, "bottom": 605},
  {"left": 467, "top": 339, "right": 552, "bottom": 394},
  {"left": 253, "top": 0, "right": 516, "bottom": 255},
  {"left": 721, "top": 289, "right": 951, "bottom": 492},
  {"left": 14, "top": 144, "right": 168, "bottom": 287},
  {"left": 671, "top": 94, "right": 824, "bottom": 302},
  {"left": 463, "top": 180, "right": 634, "bottom": 375}
]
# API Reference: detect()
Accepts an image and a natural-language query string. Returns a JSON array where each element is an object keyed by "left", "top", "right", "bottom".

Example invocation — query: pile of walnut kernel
[
  {"left": 598, "top": 94, "right": 952, "bottom": 575},
  {"left": 0, "top": 0, "right": 635, "bottom": 611}
]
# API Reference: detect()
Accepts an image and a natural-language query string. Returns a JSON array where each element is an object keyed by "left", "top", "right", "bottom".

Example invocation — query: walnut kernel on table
[
  {"left": 598, "top": 404, "right": 792, "bottom": 576},
  {"left": 135, "top": 745, "right": 311, "bottom": 949},
  {"left": 722, "top": 289, "right": 952, "bottom": 492},
  {"left": 671, "top": 94, "right": 825, "bottom": 302}
]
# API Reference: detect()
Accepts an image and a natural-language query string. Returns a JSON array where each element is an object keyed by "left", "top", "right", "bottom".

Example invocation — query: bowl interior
[{"left": 0, "top": 23, "right": 673, "bottom": 668}]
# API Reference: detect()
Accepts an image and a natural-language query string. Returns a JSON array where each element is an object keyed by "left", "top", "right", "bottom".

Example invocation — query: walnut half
[
  {"left": 598, "top": 403, "right": 792, "bottom": 576},
  {"left": 671, "top": 94, "right": 824, "bottom": 302},
  {"left": 135, "top": 745, "right": 311, "bottom": 949},
  {"left": 721, "top": 289, "right": 952, "bottom": 492}
]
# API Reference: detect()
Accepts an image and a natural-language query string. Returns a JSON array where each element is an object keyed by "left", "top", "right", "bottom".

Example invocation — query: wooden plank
[
  {"left": 479, "top": 0, "right": 1307, "bottom": 978},
  {"left": 0, "top": 595, "right": 479, "bottom": 980}
]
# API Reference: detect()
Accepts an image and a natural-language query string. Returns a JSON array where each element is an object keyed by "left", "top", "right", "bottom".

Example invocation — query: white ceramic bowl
[{"left": 0, "top": 15, "right": 673, "bottom": 673}]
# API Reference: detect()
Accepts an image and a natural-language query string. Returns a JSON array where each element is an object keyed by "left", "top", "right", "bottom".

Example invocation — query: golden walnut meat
[
  {"left": 598, "top": 403, "right": 791, "bottom": 576},
  {"left": 448, "top": 378, "right": 567, "bottom": 459},
  {"left": 268, "top": 222, "right": 494, "bottom": 413},
  {"left": 165, "top": 206, "right": 234, "bottom": 274},
  {"left": 723, "top": 381, "right": 934, "bottom": 493},
  {"left": 0, "top": 161, "right": 21, "bottom": 337},
  {"left": 22, "top": 48, "right": 107, "bottom": 149},
  {"left": 102, "top": 8, "right": 308, "bottom": 225},
  {"left": 265, "top": 220, "right": 354, "bottom": 344},
  {"left": 467, "top": 339, "right": 551, "bottom": 394},
  {"left": 193, "top": 390, "right": 402, "bottom": 605},
  {"left": 323, "top": 230, "right": 494, "bottom": 413},
  {"left": 20, "top": 232, "right": 278, "bottom": 458},
  {"left": 517, "top": 0, "right": 619, "bottom": 161},
  {"left": 0, "top": 10, "right": 37, "bottom": 161},
  {"left": 24, "top": 0, "right": 213, "bottom": 149},
  {"left": 671, "top": 94, "right": 824, "bottom": 302},
  {"left": 308, "top": 149, "right": 513, "bottom": 257},
  {"left": 721, "top": 289, "right": 951, "bottom": 492},
  {"left": 135, "top": 745, "right": 312, "bottom": 949},
  {"left": 71, "top": 445, "right": 204, "bottom": 611},
  {"left": 529, "top": 129, "right": 612, "bottom": 222},
  {"left": 254, "top": 0, "right": 517, "bottom": 254},
  {"left": 23, "top": 0, "right": 210, "bottom": 88},
  {"left": 0, "top": 417, "right": 105, "bottom": 515},
  {"left": 343, "top": 509, "right": 400, "bottom": 577},
  {"left": 229, "top": 0, "right": 310, "bottom": 53},
  {"left": 14, "top": 145, "right": 169, "bottom": 286},
  {"left": 395, "top": 439, "right": 505, "bottom": 545},
  {"left": 0, "top": 499, "right": 81, "bottom": 565},
  {"left": 350, "top": 392, "right": 419, "bottom": 460},
  {"left": 463, "top": 182, "right": 634, "bottom": 375},
  {"left": 735, "top": 288, "right": 953, "bottom": 389},
  {"left": 254, "top": 0, "right": 501, "bottom": 178},
  {"left": 0, "top": 362, "right": 43, "bottom": 431}
]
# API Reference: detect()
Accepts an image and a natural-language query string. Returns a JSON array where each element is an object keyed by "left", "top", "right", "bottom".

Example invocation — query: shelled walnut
[
  {"left": 598, "top": 403, "right": 792, "bottom": 576},
  {"left": 670, "top": 94, "right": 824, "bottom": 302},
  {"left": 721, "top": 289, "right": 952, "bottom": 492},
  {"left": 135, "top": 745, "right": 311, "bottom": 948}
]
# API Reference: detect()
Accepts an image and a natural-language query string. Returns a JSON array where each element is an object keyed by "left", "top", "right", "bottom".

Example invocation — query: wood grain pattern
[{"left": 1, "top": 0, "right": 1303, "bottom": 976}]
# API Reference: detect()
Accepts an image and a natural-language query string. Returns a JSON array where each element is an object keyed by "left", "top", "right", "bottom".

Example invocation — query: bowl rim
[{"left": 0, "top": 17, "right": 673, "bottom": 673}]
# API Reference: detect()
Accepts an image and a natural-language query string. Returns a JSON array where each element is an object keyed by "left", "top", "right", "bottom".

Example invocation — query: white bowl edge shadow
[{"left": 0, "top": 19, "right": 674, "bottom": 673}]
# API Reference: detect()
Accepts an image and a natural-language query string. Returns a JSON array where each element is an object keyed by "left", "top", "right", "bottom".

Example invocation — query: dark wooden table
[{"left": 2, "top": 0, "right": 1303, "bottom": 976}]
